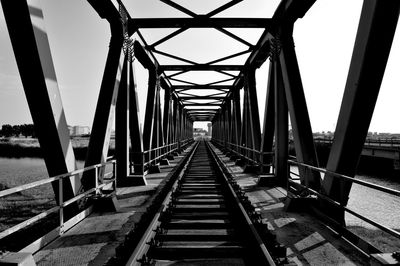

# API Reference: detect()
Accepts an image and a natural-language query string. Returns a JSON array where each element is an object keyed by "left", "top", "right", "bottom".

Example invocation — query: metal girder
[
  {"left": 226, "top": 100, "right": 232, "bottom": 147},
  {"left": 161, "top": 65, "right": 243, "bottom": 71},
  {"left": 180, "top": 96, "right": 225, "bottom": 101},
  {"left": 189, "top": 112, "right": 215, "bottom": 116},
  {"left": 82, "top": 0, "right": 124, "bottom": 190},
  {"left": 115, "top": 56, "right": 129, "bottom": 183},
  {"left": 160, "top": 0, "right": 197, "bottom": 17},
  {"left": 273, "top": 0, "right": 317, "bottom": 22},
  {"left": 279, "top": 32, "right": 321, "bottom": 191},
  {"left": 1, "top": 0, "right": 79, "bottom": 206},
  {"left": 142, "top": 69, "right": 158, "bottom": 152},
  {"left": 134, "top": 41, "right": 157, "bottom": 71},
  {"left": 129, "top": 17, "right": 272, "bottom": 30},
  {"left": 151, "top": 83, "right": 164, "bottom": 159},
  {"left": 129, "top": 60, "right": 144, "bottom": 175},
  {"left": 172, "top": 99, "right": 179, "bottom": 143},
  {"left": 184, "top": 103, "right": 221, "bottom": 106},
  {"left": 239, "top": 69, "right": 261, "bottom": 161},
  {"left": 173, "top": 85, "right": 231, "bottom": 91},
  {"left": 322, "top": 0, "right": 400, "bottom": 223},
  {"left": 207, "top": 0, "right": 243, "bottom": 17},
  {"left": 274, "top": 59, "right": 288, "bottom": 184},
  {"left": 187, "top": 111, "right": 217, "bottom": 115},
  {"left": 245, "top": 69, "right": 262, "bottom": 159},
  {"left": 163, "top": 85, "right": 172, "bottom": 145},
  {"left": 230, "top": 89, "right": 241, "bottom": 150},
  {"left": 260, "top": 60, "right": 275, "bottom": 174}
]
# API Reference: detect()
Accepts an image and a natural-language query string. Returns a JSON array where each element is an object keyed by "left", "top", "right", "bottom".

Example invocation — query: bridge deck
[{"left": 31, "top": 144, "right": 368, "bottom": 265}]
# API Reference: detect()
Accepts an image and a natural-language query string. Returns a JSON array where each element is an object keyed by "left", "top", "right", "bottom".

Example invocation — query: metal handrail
[
  {"left": 142, "top": 142, "right": 178, "bottom": 155},
  {"left": 0, "top": 159, "right": 116, "bottom": 241},
  {"left": 287, "top": 159, "right": 400, "bottom": 241},
  {"left": 129, "top": 139, "right": 194, "bottom": 174},
  {"left": 314, "top": 137, "right": 400, "bottom": 148},
  {"left": 288, "top": 160, "right": 400, "bottom": 197},
  {"left": 212, "top": 139, "right": 274, "bottom": 168}
]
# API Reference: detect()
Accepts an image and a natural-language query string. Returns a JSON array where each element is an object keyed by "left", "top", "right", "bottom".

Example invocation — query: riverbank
[
  {"left": 290, "top": 142, "right": 400, "bottom": 179},
  {"left": 0, "top": 137, "right": 114, "bottom": 161}
]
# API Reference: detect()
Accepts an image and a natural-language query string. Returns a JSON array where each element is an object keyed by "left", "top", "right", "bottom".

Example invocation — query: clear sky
[{"left": 0, "top": 0, "right": 399, "bottom": 133}]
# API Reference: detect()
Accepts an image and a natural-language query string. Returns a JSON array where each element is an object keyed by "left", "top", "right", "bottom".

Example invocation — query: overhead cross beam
[
  {"left": 173, "top": 85, "right": 232, "bottom": 91},
  {"left": 129, "top": 18, "right": 272, "bottom": 31},
  {"left": 180, "top": 96, "right": 225, "bottom": 100},
  {"left": 161, "top": 65, "right": 243, "bottom": 71}
]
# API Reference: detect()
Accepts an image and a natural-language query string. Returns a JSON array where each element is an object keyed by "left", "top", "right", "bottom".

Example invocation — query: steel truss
[{"left": 2, "top": 0, "right": 399, "bottom": 230}]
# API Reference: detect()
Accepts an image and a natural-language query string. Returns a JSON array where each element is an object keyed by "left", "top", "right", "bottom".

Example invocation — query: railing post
[
  {"left": 113, "top": 161, "right": 117, "bottom": 191},
  {"left": 58, "top": 178, "right": 64, "bottom": 235},
  {"left": 95, "top": 167, "right": 99, "bottom": 195}
]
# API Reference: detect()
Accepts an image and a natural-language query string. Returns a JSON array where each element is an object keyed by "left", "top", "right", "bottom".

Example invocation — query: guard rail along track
[{"left": 109, "top": 140, "right": 287, "bottom": 265}]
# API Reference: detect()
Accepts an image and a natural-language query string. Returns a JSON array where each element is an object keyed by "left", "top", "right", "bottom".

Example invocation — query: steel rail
[
  {"left": 126, "top": 141, "right": 278, "bottom": 265},
  {"left": 206, "top": 141, "right": 276, "bottom": 265},
  {"left": 125, "top": 142, "right": 200, "bottom": 265}
]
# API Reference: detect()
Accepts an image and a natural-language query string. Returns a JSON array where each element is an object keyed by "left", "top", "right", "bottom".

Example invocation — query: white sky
[{"left": 0, "top": 0, "right": 399, "bottom": 133}]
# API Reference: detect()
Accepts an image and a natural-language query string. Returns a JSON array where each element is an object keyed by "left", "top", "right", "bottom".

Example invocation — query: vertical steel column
[
  {"left": 115, "top": 56, "right": 129, "bottom": 183},
  {"left": 83, "top": 0, "right": 124, "bottom": 190},
  {"left": 261, "top": 60, "right": 276, "bottom": 174},
  {"left": 2, "top": 0, "right": 79, "bottom": 203},
  {"left": 157, "top": 81, "right": 165, "bottom": 157},
  {"left": 322, "top": 1, "right": 400, "bottom": 224},
  {"left": 177, "top": 104, "right": 183, "bottom": 151},
  {"left": 247, "top": 68, "right": 262, "bottom": 161},
  {"left": 163, "top": 84, "right": 172, "bottom": 148},
  {"left": 172, "top": 96, "right": 178, "bottom": 146},
  {"left": 143, "top": 69, "right": 157, "bottom": 156},
  {"left": 279, "top": 30, "right": 321, "bottom": 191},
  {"left": 240, "top": 86, "right": 250, "bottom": 158},
  {"left": 220, "top": 106, "right": 226, "bottom": 148},
  {"left": 231, "top": 89, "right": 242, "bottom": 152},
  {"left": 274, "top": 59, "right": 289, "bottom": 185},
  {"left": 211, "top": 121, "right": 215, "bottom": 140},
  {"left": 129, "top": 60, "right": 144, "bottom": 175},
  {"left": 225, "top": 101, "right": 232, "bottom": 150},
  {"left": 150, "top": 79, "right": 162, "bottom": 164}
]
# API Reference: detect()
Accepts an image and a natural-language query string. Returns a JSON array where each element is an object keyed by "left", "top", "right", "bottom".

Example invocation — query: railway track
[{"left": 122, "top": 141, "right": 284, "bottom": 265}]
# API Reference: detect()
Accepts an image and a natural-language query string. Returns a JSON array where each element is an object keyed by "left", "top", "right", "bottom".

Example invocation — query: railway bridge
[{"left": 1, "top": 0, "right": 400, "bottom": 265}]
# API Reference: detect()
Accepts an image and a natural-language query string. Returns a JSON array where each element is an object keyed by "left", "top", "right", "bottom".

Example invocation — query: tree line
[{"left": 0, "top": 124, "right": 35, "bottom": 138}]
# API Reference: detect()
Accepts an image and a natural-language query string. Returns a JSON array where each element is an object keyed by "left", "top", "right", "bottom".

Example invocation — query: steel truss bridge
[{"left": 0, "top": 0, "right": 400, "bottom": 265}]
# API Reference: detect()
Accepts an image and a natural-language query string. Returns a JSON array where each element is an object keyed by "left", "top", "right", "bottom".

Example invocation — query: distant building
[{"left": 68, "top": 125, "right": 90, "bottom": 136}]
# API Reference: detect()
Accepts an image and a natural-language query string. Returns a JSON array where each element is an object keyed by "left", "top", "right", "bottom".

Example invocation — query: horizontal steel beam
[
  {"left": 184, "top": 103, "right": 221, "bottom": 106},
  {"left": 173, "top": 85, "right": 232, "bottom": 91},
  {"left": 129, "top": 17, "right": 272, "bottom": 29},
  {"left": 162, "top": 65, "right": 243, "bottom": 71},
  {"left": 187, "top": 111, "right": 217, "bottom": 114},
  {"left": 180, "top": 96, "right": 225, "bottom": 100}
]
